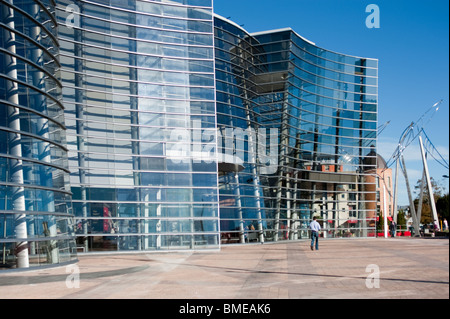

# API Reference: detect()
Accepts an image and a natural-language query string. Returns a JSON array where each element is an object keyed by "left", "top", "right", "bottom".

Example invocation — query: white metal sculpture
[{"left": 386, "top": 100, "right": 444, "bottom": 237}]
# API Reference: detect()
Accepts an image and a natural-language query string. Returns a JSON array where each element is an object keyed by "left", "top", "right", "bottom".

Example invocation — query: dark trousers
[{"left": 311, "top": 231, "right": 319, "bottom": 250}]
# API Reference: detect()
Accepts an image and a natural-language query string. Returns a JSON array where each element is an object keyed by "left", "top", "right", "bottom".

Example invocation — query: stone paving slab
[{"left": 0, "top": 238, "right": 448, "bottom": 299}]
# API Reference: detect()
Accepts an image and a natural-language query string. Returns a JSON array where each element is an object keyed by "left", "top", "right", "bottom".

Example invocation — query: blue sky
[{"left": 214, "top": 0, "right": 450, "bottom": 205}]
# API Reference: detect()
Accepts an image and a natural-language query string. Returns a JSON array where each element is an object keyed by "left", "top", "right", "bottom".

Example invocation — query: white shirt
[{"left": 310, "top": 220, "right": 321, "bottom": 232}]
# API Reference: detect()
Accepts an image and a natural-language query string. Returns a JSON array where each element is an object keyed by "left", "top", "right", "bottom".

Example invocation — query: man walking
[
  {"left": 389, "top": 220, "right": 396, "bottom": 237},
  {"left": 310, "top": 216, "right": 321, "bottom": 250}
]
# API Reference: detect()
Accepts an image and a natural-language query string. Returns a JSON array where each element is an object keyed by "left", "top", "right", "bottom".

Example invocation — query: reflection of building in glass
[
  {"left": 57, "top": 0, "right": 219, "bottom": 252},
  {"left": 363, "top": 150, "right": 393, "bottom": 227},
  {"left": 1, "top": 0, "right": 378, "bottom": 262},
  {"left": 0, "top": 0, "right": 77, "bottom": 269},
  {"left": 214, "top": 16, "right": 378, "bottom": 242}
]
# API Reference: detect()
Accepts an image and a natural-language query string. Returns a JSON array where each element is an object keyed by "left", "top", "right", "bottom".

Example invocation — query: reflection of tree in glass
[{"left": 414, "top": 177, "right": 446, "bottom": 224}]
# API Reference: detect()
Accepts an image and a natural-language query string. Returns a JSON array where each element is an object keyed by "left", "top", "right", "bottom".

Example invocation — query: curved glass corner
[
  {"left": 1, "top": 0, "right": 77, "bottom": 270},
  {"left": 214, "top": 16, "right": 378, "bottom": 243}
]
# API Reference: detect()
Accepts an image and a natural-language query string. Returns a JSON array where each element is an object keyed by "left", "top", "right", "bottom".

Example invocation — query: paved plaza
[{"left": 0, "top": 237, "right": 448, "bottom": 299}]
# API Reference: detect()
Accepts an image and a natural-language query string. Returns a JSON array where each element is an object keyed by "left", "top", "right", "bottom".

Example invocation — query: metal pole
[
  {"left": 418, "top": 136, "right": 439, "bottom": 228},
  {"left": 2, "top": 209, "right": 6, "bottom": 265},
  {"left": 383, "top": 183, "right": 388, "bottom": 238},
  {"left": 234, "top": 172, "right": 245, "bottom": 244},
  {"left": 400, "top": 156, "right": 420, "bottom": 236},
  {"left": 392, "top": 158, "right": 400, "bottom": 223},
  {"left": 416, "top": 168, "right": 426, "bottom": 224},
  {"left": 72, "top": 4, "right": 88, "bottom": 251},
  {"left": 2, "top": 1, "right": 29, "bottom": 268}
]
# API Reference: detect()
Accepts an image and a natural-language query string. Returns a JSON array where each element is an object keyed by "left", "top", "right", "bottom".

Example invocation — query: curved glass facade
[
  {"left": 214, "top": 16, "right": 378, "bottom": 243},
  {"left": 1, "top": 1, "right": 378, "bottom": 262},
  {"left": 0, "top": 0, "right": 77, "bottom": 269},
  {"left": 56, "top": 0, "right": 220, "bottom": 252},
  {"left": 214, "top": 17, "right": 270, "bottom": 243}
]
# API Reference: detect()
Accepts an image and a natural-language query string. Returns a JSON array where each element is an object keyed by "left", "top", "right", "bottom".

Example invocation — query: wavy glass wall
[
  {"left": 56, "top": 0, "right": 219, "bottom": 252},
  {"left": 1, "top": 0, "right": 77, "bottom": 270},
  {"left": 253, "top": 30, "right": 378, "bottom": 240},
  {"left": 214, "top": 16, "right": 378, "bottom": 243},
  {"left": 214, "top": 17, "right": 277, "bottom": 244}
]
